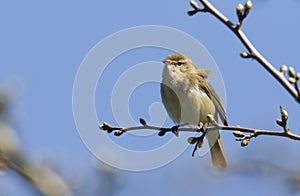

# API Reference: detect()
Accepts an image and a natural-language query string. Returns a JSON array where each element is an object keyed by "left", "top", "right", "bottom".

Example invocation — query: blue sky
[{"left": 1, "top": 0, "right": 300, "bottom": 195}]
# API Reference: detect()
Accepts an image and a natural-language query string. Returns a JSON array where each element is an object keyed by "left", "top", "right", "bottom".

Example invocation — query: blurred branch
[
  {"left": 100, "top": 106, "right": 300, "bottom": 156},
  {"left": 0, "top": 93, "right": 71, "bottom": 196},
  {"left": 188, "top": 0, "right": 300, "bottom": 104}
]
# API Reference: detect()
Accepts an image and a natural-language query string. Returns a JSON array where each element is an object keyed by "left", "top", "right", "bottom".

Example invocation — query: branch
[
  {"left": 0, "top": 145, "right": 71, "bottom": 196},
  {"left": 100, "top": 106, "right": 299, "bottom": 155},
  {"left": 0, "top": 94, "right": 71, "bottom": 195},
  {"left": 99, "top": 118, "right": 193, "bottom": 137},
  {"left": 188, "top": 0, "right": 300, "bottom": 103}
]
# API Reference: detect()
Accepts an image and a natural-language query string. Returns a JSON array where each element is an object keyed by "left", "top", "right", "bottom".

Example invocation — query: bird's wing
[
  {"left": 197, "top": 68, "right": 211, "bottom": 79},
  {"left": 197, "top": 74, "right": 228, "bottom": 126}
]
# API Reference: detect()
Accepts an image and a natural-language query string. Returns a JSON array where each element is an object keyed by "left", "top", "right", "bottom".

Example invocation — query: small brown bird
[{"left": 161, "top": 53, "right": 227, "bottom": 168}]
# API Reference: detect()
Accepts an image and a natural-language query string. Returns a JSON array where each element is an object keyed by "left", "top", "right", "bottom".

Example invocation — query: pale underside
[{"left": 161, "top": 65, "right": 216, "bottom": 125}]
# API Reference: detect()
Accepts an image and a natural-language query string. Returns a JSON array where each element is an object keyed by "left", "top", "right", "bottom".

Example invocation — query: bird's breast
[{"left": 161, "top": 69, "right": 215, "bottom": 125}]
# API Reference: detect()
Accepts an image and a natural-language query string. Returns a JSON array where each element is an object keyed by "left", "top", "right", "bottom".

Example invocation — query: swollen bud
[
  {"left": 288, "top": 66, "right": 296, "bottom": 78},
  {"left": 187, "top": 10, "right": 198, "bottom": 16},
  {"left": 276, "top": 118, "right": 284, "bottom": 127},
  {"left": 114, "top": 130, "right": 124, "bottom": 136},
  {"left": 158, "top": 131, "right": 166, "bottom": 136},
  {"left": 296, "top": 73, "right": 300, "bottom": 81},
  {"left": 236, "top": 3, "right": 244, "bottom": 16},
  {"left": 99, "top": 122, "right": 107, "bottom": 130},
  {"left": 241, "top": 139, "right": 249, "bottom": 147},
  {"left": 281, "top": 110, "right": 289, "bottom": 121},
  {"left": 280, "top": 65, "right": 288, "bottom": 73},
  {"left": 206, "top": 114, "right": 214, "bottom": 121},
  {"left": 197, "top": 122, "right": 203, "bottom": 130},
  {"left": 99, "top": 122, "right": 113, "bottom": 133},
  {"left": 245, "top": 0, "right": 252, "bottom": 10},
  {"left": 240, "top": 52, "right": 249, "bottom": 58},
  {"left": 288, "top": 77, "right": 296, "bottom": 84},
  {"left": 233, "top": 130, "right": 245, "bottom": 138},
  {"left": 190, "top": 0, "right": 200, "bottom": 10},
  {"left": 139, "top": 118, "right": 147, "bottom": 125}
]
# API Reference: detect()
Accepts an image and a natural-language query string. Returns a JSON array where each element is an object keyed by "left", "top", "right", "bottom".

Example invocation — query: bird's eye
[{"left": 177, "top": 62, "right": 184, "bottom": 66}]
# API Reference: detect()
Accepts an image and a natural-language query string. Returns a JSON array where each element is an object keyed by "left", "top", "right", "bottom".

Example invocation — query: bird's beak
[{"left": 162, "top": 60, "right": 169, "bottom": 65}]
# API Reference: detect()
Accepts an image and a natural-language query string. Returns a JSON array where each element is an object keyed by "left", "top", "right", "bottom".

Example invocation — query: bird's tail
[{"left": 206, "top": 130, "right": 227, "bottom": 168}]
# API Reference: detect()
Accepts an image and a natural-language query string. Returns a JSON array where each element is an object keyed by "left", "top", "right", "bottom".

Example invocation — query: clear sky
[{"left": 1, "top": 0, "right": 300, "bottom": 195}]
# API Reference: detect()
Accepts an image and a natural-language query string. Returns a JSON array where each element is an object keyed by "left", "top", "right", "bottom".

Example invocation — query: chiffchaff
[{"left": 161, "top": 53, "right": 227, "bottom": 168}]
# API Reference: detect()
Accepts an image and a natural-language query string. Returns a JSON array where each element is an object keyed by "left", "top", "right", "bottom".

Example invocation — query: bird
[{"left": 160, "top": 53, "right": 227, "bottom": 168}]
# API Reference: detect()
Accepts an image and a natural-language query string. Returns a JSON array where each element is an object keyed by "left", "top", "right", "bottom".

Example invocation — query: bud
[
  {"left": 197, "top": 122, "right": 203, "bottom": 129},
  {"left": 276, "top": 118, "right": 284, "bottom": 127},
  {"left": 288, "top": 77, "right": 296, "bottom": 84},
  {"left": 280, "top": 65, "right": 288, "bottom": 73},
  {"left": 139, "top": 118, "right": 147, "bottom": 125},
  {"left": 99, "top": 122, "right": 107, "bottom": 130},
  {"left": 245, "top": 0, "right": 252, "bottom": 10},
  {"left": 206, "top": 114, "right": 214, "bottom": 121},
  {"left": 158, "top": 131, "right": 166, "bottom": 136},
  {"left": 288, "top": 66, "right": 295, "bottom": 78},
  {"left": 236, "top": 3, "right": 244, "bottom": 16},
  {"left": 233, "top": 130, "right": 245, "bottom": 138},
  {"left": 114, "top": 130, "right": 123, "bottom": 136},
  {"left": 187, "top": 137, "right": 198, "bottom": 144},
  {"left": 296, "top": 73, "right": 300, "bottom": 81},
  {"left": 281, "top": 110, "right": 288, "bottom": 121},
  {"left": 99, "top": 122, "right": 113, "bottom": 133},
  {"left": 241, "top": 139, "right": 249, "bottom": 147},
  {"left": 190, "top": 0, "right": 200, "bottom": 10},
  {"left": 240, "top": 52, "right": 249, "bottom": 58},
  {"left": 187, "top": 10, "right": 198, "bottom": 16}
]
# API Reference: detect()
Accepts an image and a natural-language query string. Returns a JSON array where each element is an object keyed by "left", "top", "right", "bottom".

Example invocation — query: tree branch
[
  {"left": 100, "top": 106, "right": 299, "bottom": 155},
  {"left": 100, "top": 121, "right": 300, "bottom": 141},
  {"left": 0, "top": 94, "right": 71, "bottom": 195},
  {"left": 99, "top": 0, "right": 300, "bottom": 161},
  {"left": 188, "top": 0, "right": 300, "bottom": 103}
]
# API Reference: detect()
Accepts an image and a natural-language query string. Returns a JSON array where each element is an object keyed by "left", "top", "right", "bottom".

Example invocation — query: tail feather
[{"left": 206, "top": 130, "right": 227, "bottom": 168}]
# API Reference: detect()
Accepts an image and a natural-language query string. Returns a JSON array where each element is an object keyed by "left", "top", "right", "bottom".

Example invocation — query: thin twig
[
  {"left": 99, "top": 121, "right": 203, "bottom": 137},
  {"left": 0, "top": 151, "right": 70, "bottom": 195},
  {"left": 219, "top": 125, "right": 300, "bottom": 140},
  {"left": 189, "top": 0, "right": 300, "bottom": 103},
  {"left": 100, "top": 118, "right": 300, "bottom": 152},
  {"left": 100, "top": 106, "right": 299, "bottom": 152},
  {"left": 100, "top": 122, "right": 300, "bottom": 141}
]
